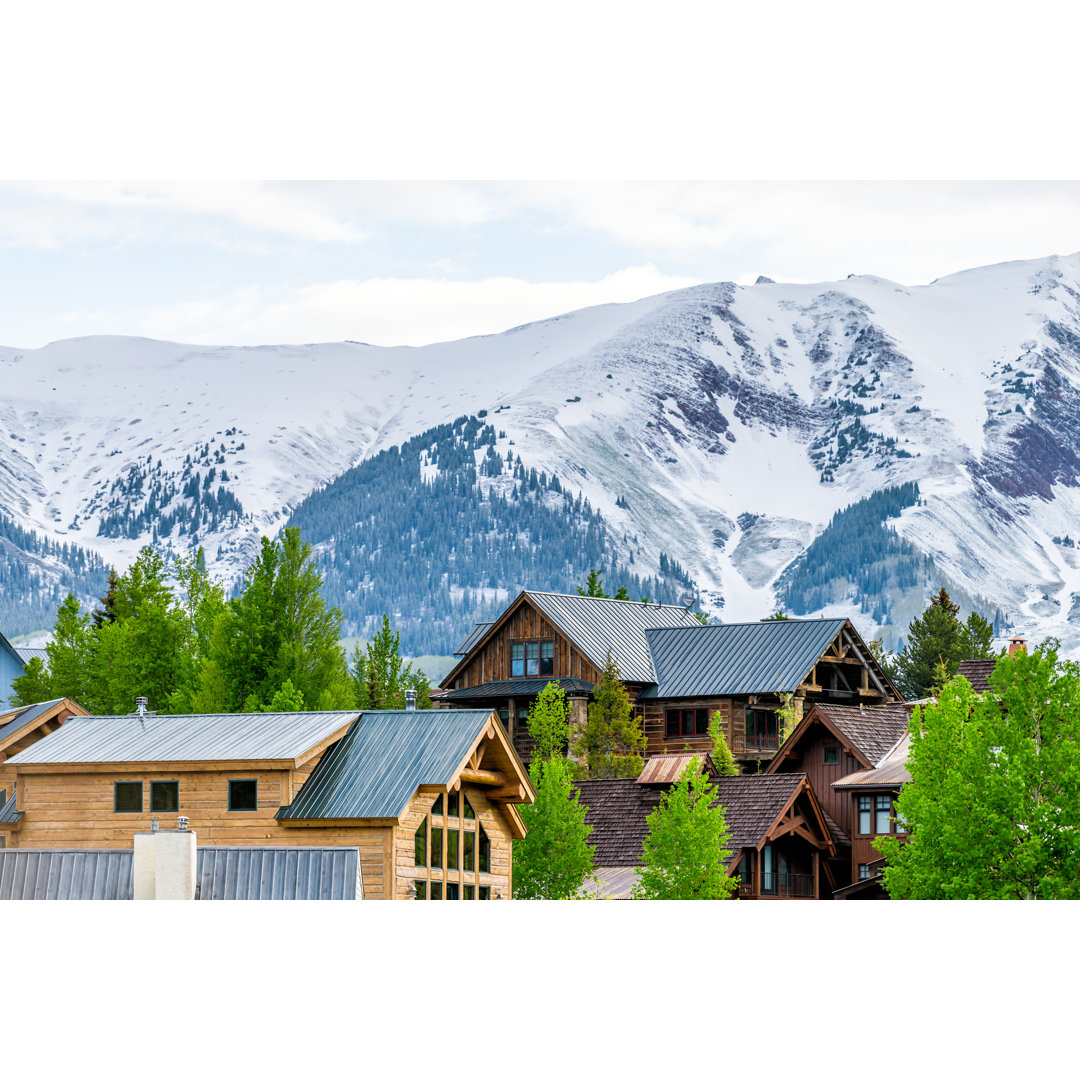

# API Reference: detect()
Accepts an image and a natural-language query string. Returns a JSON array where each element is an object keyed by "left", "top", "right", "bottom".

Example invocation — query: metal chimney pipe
[
  {"left": 135, "top": 696, "right": 148, "bottom": 716},
  {"left": 405, "top": 689, "right": 417, "bottom": 712},
  {"left": 177, "top": 816, "right": 189, "bottom": 832}
]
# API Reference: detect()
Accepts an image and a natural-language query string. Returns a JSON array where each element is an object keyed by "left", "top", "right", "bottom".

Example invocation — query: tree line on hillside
[{"left": 12, "top": 528, "right": 429, "bottom": 715}]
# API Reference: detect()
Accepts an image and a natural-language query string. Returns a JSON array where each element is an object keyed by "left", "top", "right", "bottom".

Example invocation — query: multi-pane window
[
  {"left": 150, "top": 780, "right": 179, "bottom": 813},
  {"left": 414, "top": 820, "right": 427, "bottom": 866},
  {"left": 665, "top": 708, "right": 708, "bottom": 737},
  {"left": 511, "top": 640, "right": 554, "bottom": 676},
  {"left": 875, "top": 794, "right": 892, "bottom": 834},
  {"left": 858, "top": 863, "right": 872, "bottom": 880},
  {"left": 857, "top": 795, "right": 872, "bottom": 835},
  {"left": 823, "top": 744, "right": 840, "bottom": 764},
  {"left": 114, "top": 781, "right": 143, "bottom": 813},
  {"left": 228, "top": 779, "right": 257, "bottom": 811},
  {"left": 413, "top": 792, "right": 494, "bottom": 899},
  {"left": 894, "top": 804, "right": 908, "bottom": 835}
]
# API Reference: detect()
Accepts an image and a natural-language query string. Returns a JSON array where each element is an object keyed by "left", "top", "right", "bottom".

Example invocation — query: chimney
[
  {"left": 405, "top": 689, "right": 417, "bottom": 712},
  {"left": 1009, "top": 637, "right": 1027, "bottom": 658},
  {"left": 133, "top": 821, "right": 198, "bottom": 900},
  {"left": 135, "top": 696, "right": 148, "bottom": 716}
]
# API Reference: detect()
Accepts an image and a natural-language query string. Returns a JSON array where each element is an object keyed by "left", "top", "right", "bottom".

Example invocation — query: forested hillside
[
  {"left": 0, "top": 510, "right": 108, "bottom": 637},
  {"left": 287, "top": 415, "right": 694, "bottom": 655}
]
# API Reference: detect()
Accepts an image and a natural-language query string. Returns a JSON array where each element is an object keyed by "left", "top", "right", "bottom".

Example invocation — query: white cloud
[{"left": 61, "top": 264, "right": 702, "bottom": 348}]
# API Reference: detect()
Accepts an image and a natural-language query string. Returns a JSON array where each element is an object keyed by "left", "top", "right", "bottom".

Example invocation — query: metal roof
[
  {"left": 636, "top": 618, "right": 849, "bottom": 699},
  {"left": 10, "top": 710, "right": 359, "bottom": 765},
  {"left": 437, "top": 677, "right": 594, "bottom": 701},
  {"left": 196, "top": 847, "right": 361, "bottom": 900},
  {"left": 453, "top": 622, "right": 494, "bottom": 656},
  {"left": 0, "top": 849, "right": 133, "bottom": 900},
  {"left": 0, "top": 847, "right": 362, "bottom": 899},
  {"left": 14, "top": 647, "right": 48, "bottom": 666},
  {"left": 524, "top": 591, "right": 703, "bottom": 683},
  {"left": 0, "top": 698, "right": 66, "bottom": 744},
  {"left": 832, "top": 732, "right": 912, "bottom": 789},
  {"left": 278, "top": 709, "right": 495, "bottom": 822},
  {"left": 636, "top": 752, "right": 712, "bottom": 785},
  {"left": 0, "top": 789, "right": 22, "bottom": 824}
]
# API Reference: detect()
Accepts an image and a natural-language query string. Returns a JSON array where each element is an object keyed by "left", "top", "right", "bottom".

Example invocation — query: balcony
[{"left": 740, "top": 872, "right": 815, "bottom": 899}]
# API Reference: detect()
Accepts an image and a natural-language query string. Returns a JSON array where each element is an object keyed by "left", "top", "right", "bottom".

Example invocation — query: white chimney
[
  {"left": 133, "top": 823, "right": 198, "bottom": 900},
  {"left": 405, "top": 689, "right": 417, "bottom": 711}
]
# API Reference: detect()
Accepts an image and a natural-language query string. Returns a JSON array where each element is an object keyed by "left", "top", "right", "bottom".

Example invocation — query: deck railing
[{"left": 757, "top": 872, "right": 815, "bottom": 898}]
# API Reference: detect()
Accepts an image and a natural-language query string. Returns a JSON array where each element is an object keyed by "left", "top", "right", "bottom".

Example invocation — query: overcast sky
[{"left": 3, "top": 181, "right": 1080, "bottom": 349}]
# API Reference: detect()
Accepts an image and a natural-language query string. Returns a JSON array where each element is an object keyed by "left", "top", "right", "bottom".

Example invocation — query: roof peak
[{"left": 525, "top": 589, "right": 692, "bottom": 610}]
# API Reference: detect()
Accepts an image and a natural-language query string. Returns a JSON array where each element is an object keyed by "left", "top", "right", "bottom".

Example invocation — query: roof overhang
[
  {"left": 442, "top": 590, "right": 532, "bottom": 686},
  {"left": 757, "top": 776, "right": 837, "bottom": 858},
  {"left": 0, "top": 698, "right": 89, "bottom": 759},
  {"left": 765, "top": 705, "right": 876, "bottom": 773}
]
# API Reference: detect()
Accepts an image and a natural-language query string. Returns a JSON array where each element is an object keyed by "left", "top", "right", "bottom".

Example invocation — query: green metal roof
[
  {"left": 636, "top": 618, "right": 849, "bottom": 699},
  {"left": 277, "top": 709, "right": 495, "bottom": 822}
]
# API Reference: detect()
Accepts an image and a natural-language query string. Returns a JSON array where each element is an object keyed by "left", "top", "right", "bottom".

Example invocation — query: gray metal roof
[
  {"left": 196, "top": 847, "right": 362, "bottom": 900},
  {"left": 10, "top": 710, "right": 359, "bottom": 765},
  {"left": 453, "top": 621, "right": 494, "bottom": 656},
  {"left": 524, "top": 591, "right": 703, "bottom": 683},
  {"left": 0, "top": 698, "right": 66, "bottom": 744},
  {"left": 0, "top": 789, "right": 22, "bottom": 823},
  {"left": 636, "top": 618, "right": 849, "bottom": 699},
  {"left": 438, "top": 677, "right": 594, "bottom": 701},
  {"left": 14, "top": 647, "right": 48, "bottom": 666},
  {"left": 0, "top": 847, "right": 362, "bottom": 899},
  {"left": 0, "top": 849, "right": 133, "bottom": 900},
  {"left": 278, "top": 709, "right": 495, "bottom": 822}
]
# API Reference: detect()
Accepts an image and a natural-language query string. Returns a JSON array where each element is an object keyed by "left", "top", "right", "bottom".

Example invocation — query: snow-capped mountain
[{"left": 4, "top": 252, "right": 1080, "bottom": 653}]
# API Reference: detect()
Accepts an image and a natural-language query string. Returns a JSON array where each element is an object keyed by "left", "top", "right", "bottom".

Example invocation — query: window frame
[
  {"left": 874, "top": 793, "right": 892, "bottom": 834},
  {"left": 150, "top": 779, "right": 179, "bottom": 813},
  {"left": 114, "top": 780, "right": 143, "bottom": 813},
  {"left": 228, "top": 778, "right": 258, "bottom": 812},
  {"left": 665, "top": 707, "right": 708, "bottom": 738},
  {"left": 511, "top": 638, "right": 555, "bottom": 678},
  {"left": 823, "top": 743, "right": 840, "bottom": 765},
  {"left": 857, "top": 794, "right": 872, "bottom": 835}
]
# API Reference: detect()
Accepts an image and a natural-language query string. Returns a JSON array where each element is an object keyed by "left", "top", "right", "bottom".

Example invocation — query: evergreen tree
[
  {"left": 892, "top": 587, "right": 996, "bottom": 699},
  {"left": 513, "top": 682, "right": 596, "bottom": 899},
  {"left": 878, "top": 643, "right": 1080, "bottom": 899},
  {"left": 577, "top": 568, "right": 608, "bottom": 598},
  {"left": 576, "top": 651, "right": 645, "bottom": 778},
  {"left": 351, "top": 614, "right": 432, "bottom": 710},
  {"left": 708, "top": 712, "right": 740, "bottom": 775},
  {"left": 91, "top": 567, "right": 120, "bottom": 629},
  {"left": 632, "top": 758, "right": 737, "bottom": 900},
  {"left": 264, "top": 679, "right": 306, "bottom": 713}
]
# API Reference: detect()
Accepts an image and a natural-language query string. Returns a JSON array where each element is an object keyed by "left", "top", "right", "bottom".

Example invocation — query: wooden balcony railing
[
  {"left": 759, "top": 872, "right": 815, "bottom": 898},
  {"left": 732, "top": 732, "right": 780, "bottom": 754}
]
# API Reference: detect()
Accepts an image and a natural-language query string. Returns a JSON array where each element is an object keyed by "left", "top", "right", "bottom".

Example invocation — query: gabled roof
[
  {"left": 574, "top": 772, "right": 827, "bottom": 867},
  {"left": 453, "top": 622, "right": 494, "bottom": 656},
  {"left": 956, "top": 658, "right": 997, "bottom": 693},
  {"left": 10, "top": 710, "right": 359, "bottom": 766},
  {"left": 436, "top": 677, "right": 594, "bottom": 702},
  {"left": 14, "top": 647, "right": 48, "bottom": 666},
  {"left": 0, "top": 697, "right": 87, "bottom": 755},
  {"left": 832, "top": 732, "right": 912, "bottom": 789},
  {"left": 277, "top": 708, "right": 530, "bottom": 822},
  {"left": 636, "top": 752, "right": 715, "bottom": 785},
  {"left": 769, "top": 702, "right": 913, "bottom": 773},
  {"left": 637, "top": 618, "right": 851, "bottom": 699},
  {"left": 444, "top": 590, "right": 703, "bottom": 686},
  {"left": 0, "top": 847, "right": 363, "bottom": 900}
]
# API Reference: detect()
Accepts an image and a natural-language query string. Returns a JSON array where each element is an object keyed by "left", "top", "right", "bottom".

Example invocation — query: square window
[
  {"left": 823, "top": 744, "right": 839, "bottom": 764},
  {"left": 446, "top": 882, "right": 459, "bottom": 900},
  {"left": 464, "top": 884, "right": 475, "bottom": 900},
  {"left": 858, "top": 863, "right": 872, "bottom": 880},
  {"left": 150, "top": 780, "right": 179, "bottom": 813},
  {"left": 228, "top": 779, "right": 258, "bottom": 811},
  {"left": 114, "top": 781, "right": 143, "bottom": 813}
]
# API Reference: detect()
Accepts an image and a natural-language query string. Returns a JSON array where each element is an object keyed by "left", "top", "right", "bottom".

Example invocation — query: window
[
  {"left": 430, "top": 793, "right": 444, "bottom": 816},
  {"left": 894, "top": 803, "right": 908, "bottom": 835},
  {"left": 228, "top": 779, "right": 258, "bottom": 811},
  {"left": 858, "top": 863, "right": 872, "bottom": 880},
  {"left": 464, "top": 884, "right": 475, "bottom": 900},
  {"left": 857, "top": 795, "right": 872, "bottom": 835},
  {"left": 150, "top": 780, "right": 179, "bottom": 813},
  {"left": 511, "top": 642, "right": 524, "bottom": 676},
  {"left": 512, "top": 639, "right": 554, "bottom": 676},
  {"left": 665, "top": 708, "right": 708, "bottom": 737},
  {"left": 114, "top": 781, "right": 143, "bottom": 813},
  {"left": 414, "top": 820, "right": 427, "bottom": 866},
  {"left": 463, "top": 794, "right": 475, "bottom": 820},
  {"left": 823, "top": 744, "right": 840, "bottom": 764},
  {"left": 414, "top": 880, "right": 427, "bottom": 899},
  {"left": 430, "top": 881, "right": 443, "bottom": 900},
  {"left": 463, "top": 830, "right": 475, "bottom": 872},
  {"left": 447, "top": 829, "right": 459, "bottom": 870},
  {"left": 875, "top": 794, "right": 892, "bottom": 834},
  {"left": 446, "top": 882, "right": 459, "bottom": 900},
  {"left": 479, "top": 886, "right": 490, "bottom": 900},
  {"left": 478, "top": 824, "right": 491, "bottom": 873},
  {"left": 447, "top": 791, "right": 459, "bottom": 818},
  {"left": 431, "top": 827, "right": 443, "bottom": 868},
  {"left": 761, "top": 844, "right": 776, "bottom": 894}
]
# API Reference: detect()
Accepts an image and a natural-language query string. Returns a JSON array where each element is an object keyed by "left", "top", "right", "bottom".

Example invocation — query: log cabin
[
  {"left": 575, "top": 753, "right": 840, "bottom": 899},
  {"left": 0, "top": 704, "right": 533, "bottom": 900}
]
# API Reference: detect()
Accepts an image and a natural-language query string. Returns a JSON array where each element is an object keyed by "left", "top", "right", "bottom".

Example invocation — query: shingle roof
[
  {"left": 0, "top": 698, "right": 66, "bottom": 745},
  {"left": 811, "top": 702, "right": 912, "bottom": 767},
  {"left": 437, "top": 677, "right": 594, "bottom": 701},
  {"left": 0, "top": 847, "right": 362, "bottom": 899},
  {"left": 277, "top": 709, "right": 497, "bottom": 822},
  {"left": 636, "top": 618, "right": 850, "bottom": 699},
  {"left": 956, "top": 658, "right": 997, "bottom": 693},
  {"left": 453, "top": 622, "right": 494, "bottom": 656},
  {"left": 574, "top": 772, "right": 809, "bottom": 866},
  {"left": 523, "top": 591, "right": 704, "bottom": 683},
  {"left": 10, "top": 710, "right": 358, "bottom": 765}
]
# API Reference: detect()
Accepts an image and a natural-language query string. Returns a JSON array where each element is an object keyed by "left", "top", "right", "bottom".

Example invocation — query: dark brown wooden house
[
  {"left": 436, "top": 590, "right": 703, "bottom": 761},
  {"left": 575, "top": 754, "right": 840, "bottom": 899}
]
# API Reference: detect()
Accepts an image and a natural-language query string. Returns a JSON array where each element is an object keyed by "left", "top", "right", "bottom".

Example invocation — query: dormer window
[{"left": 511, "top": 640, "right": 554, "bottom": 677}]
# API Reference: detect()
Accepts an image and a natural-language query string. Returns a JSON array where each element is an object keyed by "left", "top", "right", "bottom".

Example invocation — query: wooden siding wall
[
  {"left": 640, "top": 698, "right": 744, "bottom": 759},
  {"left": 452, "top": 600, "right": 603, "bottom": 689},
  {"left": 849, "top": 787, "right": 903, "bottom": 881},
  {"left": 772, "top": 723, "right": 864, "bottom": 838},
  {"left": 393, "top": 786, "right": 515, "bottom": 900},
  {"left": 6, "top": 766, "right": 391, "bottom": 899}
]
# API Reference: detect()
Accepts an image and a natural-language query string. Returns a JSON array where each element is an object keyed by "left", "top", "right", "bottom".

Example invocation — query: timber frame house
[{"left": 0, "top": 703, "right": 533, "bottom": 900}]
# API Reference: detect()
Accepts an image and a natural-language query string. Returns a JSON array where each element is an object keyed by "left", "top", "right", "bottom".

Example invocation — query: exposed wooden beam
[
  {"left": 487, "top": 783, "right": 526, "bottom": 802},
  {"left": 460, "top": 767, "right": 507, "bottom": 787}
]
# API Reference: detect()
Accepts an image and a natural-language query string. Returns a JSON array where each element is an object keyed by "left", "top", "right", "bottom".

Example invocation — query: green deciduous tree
[
  {"left": 264, "top": 678, "right": 306, "bottom": 713},
  {"left": 632, "top": 758, "right": 737, "bottom": 900},
  {"left": 513, "top": 681, "right": 596, "bottom": 899},
  {"left": 878, "top": 643, "right": 1080, "bottom": 899},
  {"left": 891, "top": 586, "right": 995, "bottom": 699},
  {"left": 708, "top": 712, "right": 740, "bottom": 775},
  {"left": 576, "top": 651, "right": 644, "bottom": 778},
  {"left": 351, "top": 614, "right": 432, "bottom": 710}
]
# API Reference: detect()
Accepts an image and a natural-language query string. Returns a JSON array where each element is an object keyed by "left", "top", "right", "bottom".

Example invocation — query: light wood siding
[{"left": 452, "top": 598, "right": 603, "bottom": 689}]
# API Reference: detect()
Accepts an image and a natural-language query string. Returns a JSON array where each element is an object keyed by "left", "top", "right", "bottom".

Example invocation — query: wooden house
[
  {"left": 575, "top": 754, "right": 840, "bottom": 899},
  {"left": 632, "top": 617, "right": 900, "bottom": 763},
  {"left": 0, "top": 705, "right": 533, "bottom": 900},
  {"left": 437, "top": 590, "right": 703, "bottom": 761},
  {"left": 0, "top": 630, "right": 24, "bottom": 712}
]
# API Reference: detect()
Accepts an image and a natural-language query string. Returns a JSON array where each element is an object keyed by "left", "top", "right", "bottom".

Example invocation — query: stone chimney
[
  {"left": 1009, "top": 637, "right": 1027, "bottom": 658},
  {"left": 133, "top": 819, "right": 197, "bottom": 900}
]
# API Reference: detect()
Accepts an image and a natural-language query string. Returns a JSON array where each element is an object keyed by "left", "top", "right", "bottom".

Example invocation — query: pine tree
[
  {"left": 632, "top": 758, "right": 737, "bottom": 900},
  {"left": 91, "top": 566, "right": 120, "bottom": 629},
  {"left": 577, "top": 568, "right": 608, "bottom": 597},
  {"left": 576, "top": 651, "right": 645, "bottom": 778},
  {"left": 264, "top": 679, "right": 306, "bottom": 713},
  {"left": 351, "top": 614, "right": 432, "bottom": 710},
  {"left": 513, "top": 681, "right": 596, "bottom": 899}
]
